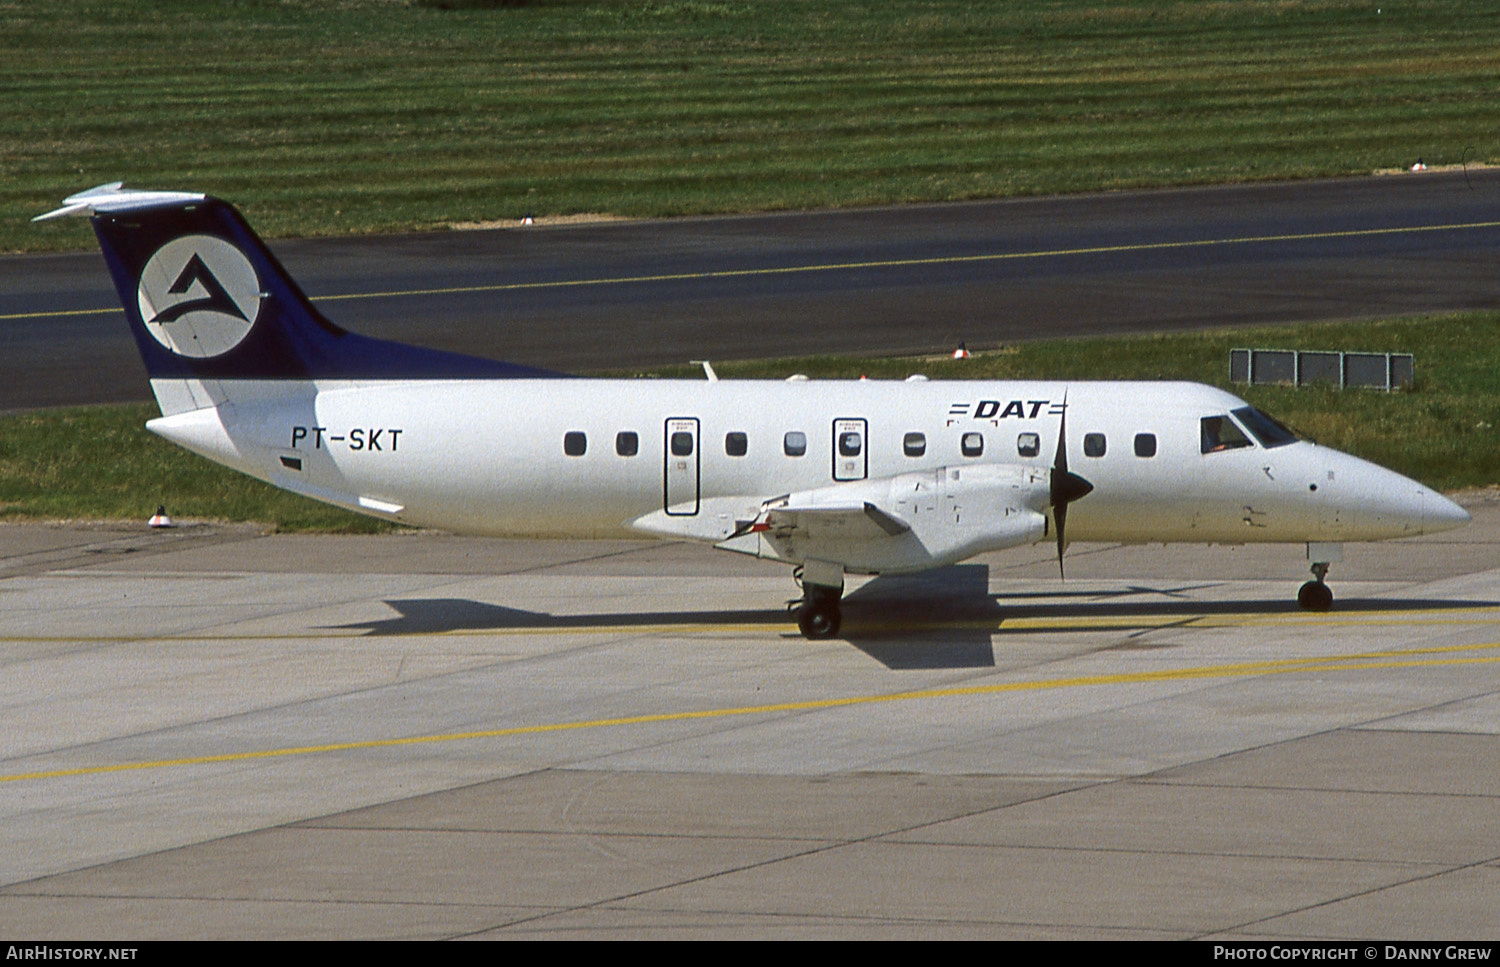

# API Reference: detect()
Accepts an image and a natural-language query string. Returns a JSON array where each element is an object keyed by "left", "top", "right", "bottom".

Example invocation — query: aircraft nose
[
  {"left": 1424, "top": 490, "right": 1471, "bottom": 534},
  {"left": 1317, "top": 450, "right": 1471, "bottom": 539}
]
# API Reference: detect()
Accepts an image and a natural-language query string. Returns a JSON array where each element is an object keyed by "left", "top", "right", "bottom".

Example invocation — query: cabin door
[
  {"left": 832, "top": 418, "right": 868, "bottom": 481},
  {"left": 664, "top": 417, "right": 700, "bottom": 515}
]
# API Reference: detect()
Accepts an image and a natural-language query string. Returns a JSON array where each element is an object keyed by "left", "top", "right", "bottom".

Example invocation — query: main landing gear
[
  {"left": 797, "top": 584, "right": 843, "bottom": 639},
  {"left": 1297, "top": 561, "right": 1334, "bottom": 612},
  {"left": 794, "top": 560, "right": 845, "bottom": 639}
]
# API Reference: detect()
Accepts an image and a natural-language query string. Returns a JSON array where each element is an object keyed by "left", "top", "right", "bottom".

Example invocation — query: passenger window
[
  {"left": 838, "top": 431, "right": 862, "bottom": 457},
  {"left": 670, "top": 431, "right": 694, "bottom": 457},
  {"left": 725, "top": 431, "right": 748, "bottom": 457},
  {"left": 563, "top": 431, "right": 587, "bottom": 457},
  {"left": 1017, "top": 432, "right": 1040, "bottom": 458},
  {"left": 1134, "top": 433, "right": 1157, "bottom": 458},
  {"left": 1201, "top": 416, "right": 1253, "bottom": 454},
  {"left": 903, "top": 432, "right": 926, "bottom": 457},
  {"left": 784, "top": 431, "right": 807, "bottom": 457},
  {"left": 615, "top": 431, "right": 638, "bottom": 457},
  {"left": 1084, "top": 433, "right": 1106, "bottom": 457},
  {"left": 961, "top": 432, "right": 984, "bottom": 457}
]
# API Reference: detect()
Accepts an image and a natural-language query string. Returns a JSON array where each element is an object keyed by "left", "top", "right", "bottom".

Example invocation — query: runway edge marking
[{"left": 7, "top": 218, "right": 1499, "bottom": 322}]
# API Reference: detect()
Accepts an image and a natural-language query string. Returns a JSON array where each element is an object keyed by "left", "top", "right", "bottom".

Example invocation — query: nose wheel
[{"left": 1298, "top": 561, "right": 1333, "bottom": 611}]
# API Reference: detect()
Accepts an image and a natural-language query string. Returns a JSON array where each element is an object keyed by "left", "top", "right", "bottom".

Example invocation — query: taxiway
[{"left": 2, "top": 505, "right": 1498, "bottom": 939}]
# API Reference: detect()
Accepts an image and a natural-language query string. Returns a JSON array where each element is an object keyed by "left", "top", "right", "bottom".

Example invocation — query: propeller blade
[
  {"left": 1047, "top": 394, "right": 1094, "bottom": 579},
  {"left": 1055, "top": 500, "right": 1069, "bottom": 579}
]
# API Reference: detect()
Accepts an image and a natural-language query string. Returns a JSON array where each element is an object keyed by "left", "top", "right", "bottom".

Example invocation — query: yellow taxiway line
[
  {"left": 4, "top": 639, "right": 1499, "bottom": 785},
  {"left": 3, "top": 605, "right": 1497, "bottom": 645}
]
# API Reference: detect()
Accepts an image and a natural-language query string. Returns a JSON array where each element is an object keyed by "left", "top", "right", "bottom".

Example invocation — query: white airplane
[{"left": 39, "top": 184, "right": 1471, "bottom": 637}]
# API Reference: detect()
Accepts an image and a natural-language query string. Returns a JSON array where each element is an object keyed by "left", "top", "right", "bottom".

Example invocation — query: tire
[
  {"left": 797, "top": 600, "right": 842, "bottom": 639},
  {"left": 1297, "top": 580, "right": 1333, "bottom": 612}
]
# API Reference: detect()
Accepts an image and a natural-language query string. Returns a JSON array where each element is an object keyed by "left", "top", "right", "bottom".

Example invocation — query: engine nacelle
[{"left": 755, "top": 463, "right": 1051, "bottom": 574}]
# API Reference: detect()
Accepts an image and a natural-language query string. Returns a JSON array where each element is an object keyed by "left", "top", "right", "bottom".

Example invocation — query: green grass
[
  {"left": 0, "top": 403, "right": 394, "bottom": 532},
  {"left": 640, "top": 310, "right": 1500, "bottom": 492},
  {"left": 4, "top": 310, "right": 1497, "bottom": 530},
  {"left": 8, "top": 0, "right": 1500, "bottom": 252},
  {"left": 6, "top": 0, "right": 1497, "bottom": 524}
]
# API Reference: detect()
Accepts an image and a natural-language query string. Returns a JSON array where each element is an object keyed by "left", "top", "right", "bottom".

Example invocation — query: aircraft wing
[
  {"left": 627, "top": 491, "right": 913, "bottom": 545},
  {"left": 631, "top": 464, "right": 1050, "bottom": 574},
  {"left": 756, "top": 500, "right": 911, "bottom": 540}
]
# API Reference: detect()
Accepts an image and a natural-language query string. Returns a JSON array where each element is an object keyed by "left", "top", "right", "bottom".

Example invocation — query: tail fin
[{"left": 39, "top": 184, "right": 556, "bottom": 395}]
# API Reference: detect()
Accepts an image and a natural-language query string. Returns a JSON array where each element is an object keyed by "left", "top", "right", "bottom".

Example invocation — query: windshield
[{"left": 1232, "top": 406, "right": 1299, "bottom": 449}]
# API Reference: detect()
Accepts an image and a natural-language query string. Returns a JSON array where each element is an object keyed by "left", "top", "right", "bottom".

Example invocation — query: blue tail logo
[
  {"left": 137, "top": 234, "right": 263, "bottom": 358},
  {"left": 39, "top": 183, "right": 562, "bottom": 381}
]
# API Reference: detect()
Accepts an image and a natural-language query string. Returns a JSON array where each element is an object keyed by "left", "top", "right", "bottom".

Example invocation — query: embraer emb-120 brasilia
[{"left": 40, "top": 183, "right": 1470, "bottom": 638}]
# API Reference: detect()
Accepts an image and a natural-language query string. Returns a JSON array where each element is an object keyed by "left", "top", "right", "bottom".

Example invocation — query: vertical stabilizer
[{"left": 39, "top": 184, "right": 557, "bottom": 414}]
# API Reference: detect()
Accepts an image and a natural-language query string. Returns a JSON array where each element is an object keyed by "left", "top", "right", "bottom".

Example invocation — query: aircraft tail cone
[{"left": 148, "top": 505, "right": 174, "bottom": 529}]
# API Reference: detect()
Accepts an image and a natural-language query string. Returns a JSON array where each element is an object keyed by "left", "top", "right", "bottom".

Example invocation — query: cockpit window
[
  {"left": 1232, "top": 406, "right": 1299, "bottom": 449},
  {"left": 1201, "top": 415, "right": 1253, "bottom": 454}
]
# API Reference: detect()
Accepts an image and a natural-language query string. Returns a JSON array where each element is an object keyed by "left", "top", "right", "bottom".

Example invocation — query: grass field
[
  {"left": 5, "top": 0, "right": 1497, "bottom": 528},
  {"left": 652, "top": 311, "right": 1500, "bottom": 491},
  {"left": 7, "top": 0, "right": 1499, "bottom": 252},
  {"left": 4, "top": 310, "right": 1497, "bottom": 531}
]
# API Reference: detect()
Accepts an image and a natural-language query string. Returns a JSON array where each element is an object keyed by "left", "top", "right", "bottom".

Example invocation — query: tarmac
[{"left": 2, "top": 501, "right": 1499, "bottom": 939}]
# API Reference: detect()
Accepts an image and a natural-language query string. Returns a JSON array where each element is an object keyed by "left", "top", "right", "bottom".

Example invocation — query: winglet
[{"left": 34, "top": 183, "right": 206, "bottom": 221}]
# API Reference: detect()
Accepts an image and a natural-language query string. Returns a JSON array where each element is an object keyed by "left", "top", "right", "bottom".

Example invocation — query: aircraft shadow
[
  {"left": 840, "top": 564, "right": 1497, "bottom": 668},
  {"left": 839, "top": 564, "right": 1005, "bottom": 669},
  {"left": 330, "top": 599, "right": 790, "bottom": 636},
  {"left": 330, "top": 565, "right": 1495, "bottom": 672}
]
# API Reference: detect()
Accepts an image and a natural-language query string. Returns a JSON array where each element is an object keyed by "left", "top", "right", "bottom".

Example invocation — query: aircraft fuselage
[{"left": 149, "top": 376, "right": 1460, "bottom": 559}]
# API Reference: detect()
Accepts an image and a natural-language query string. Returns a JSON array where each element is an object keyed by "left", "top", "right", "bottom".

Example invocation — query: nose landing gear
[{"left": 1298, "top": 560, "right": 1334, "bottom": 611}]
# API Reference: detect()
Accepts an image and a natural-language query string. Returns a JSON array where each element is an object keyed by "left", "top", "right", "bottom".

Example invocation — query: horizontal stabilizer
[{"left": 33, "top": 183, "right": 206, "bottom": 221}]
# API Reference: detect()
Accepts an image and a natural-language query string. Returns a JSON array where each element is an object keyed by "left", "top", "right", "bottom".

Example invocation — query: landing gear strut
[
  {"left": 795, "top": 561, "right": 845, "bottom": 639},
  {"left": 1298, "top": 561, "right": 1334, "bottom": 612},
  {"left": 1297, "top": 543, "right": 1341, "bottom": 612},
  {"left": 797, "top": 584, "right": 843, "bottom": 639}
]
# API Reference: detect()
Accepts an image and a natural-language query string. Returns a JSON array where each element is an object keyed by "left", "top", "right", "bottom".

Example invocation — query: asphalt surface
[
  {"left": 3, "top": 507, "right": 1499, "bottom": 939},
  {"left": 4, "top": 170, "right": 1500, "bottom": 410}
]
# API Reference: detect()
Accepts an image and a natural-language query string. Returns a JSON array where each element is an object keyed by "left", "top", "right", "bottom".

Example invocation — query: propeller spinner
[{"left": 1049, "top": 399, "right": 1094, "bottom": 578}]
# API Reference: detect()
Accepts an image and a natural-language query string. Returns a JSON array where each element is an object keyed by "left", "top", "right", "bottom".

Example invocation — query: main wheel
[
  {"left": 1297, "top": 580, "right": 1333, "bottom": 612},
  {"left": 797, "top": 599, "right": 842, "bottom": 639}
]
